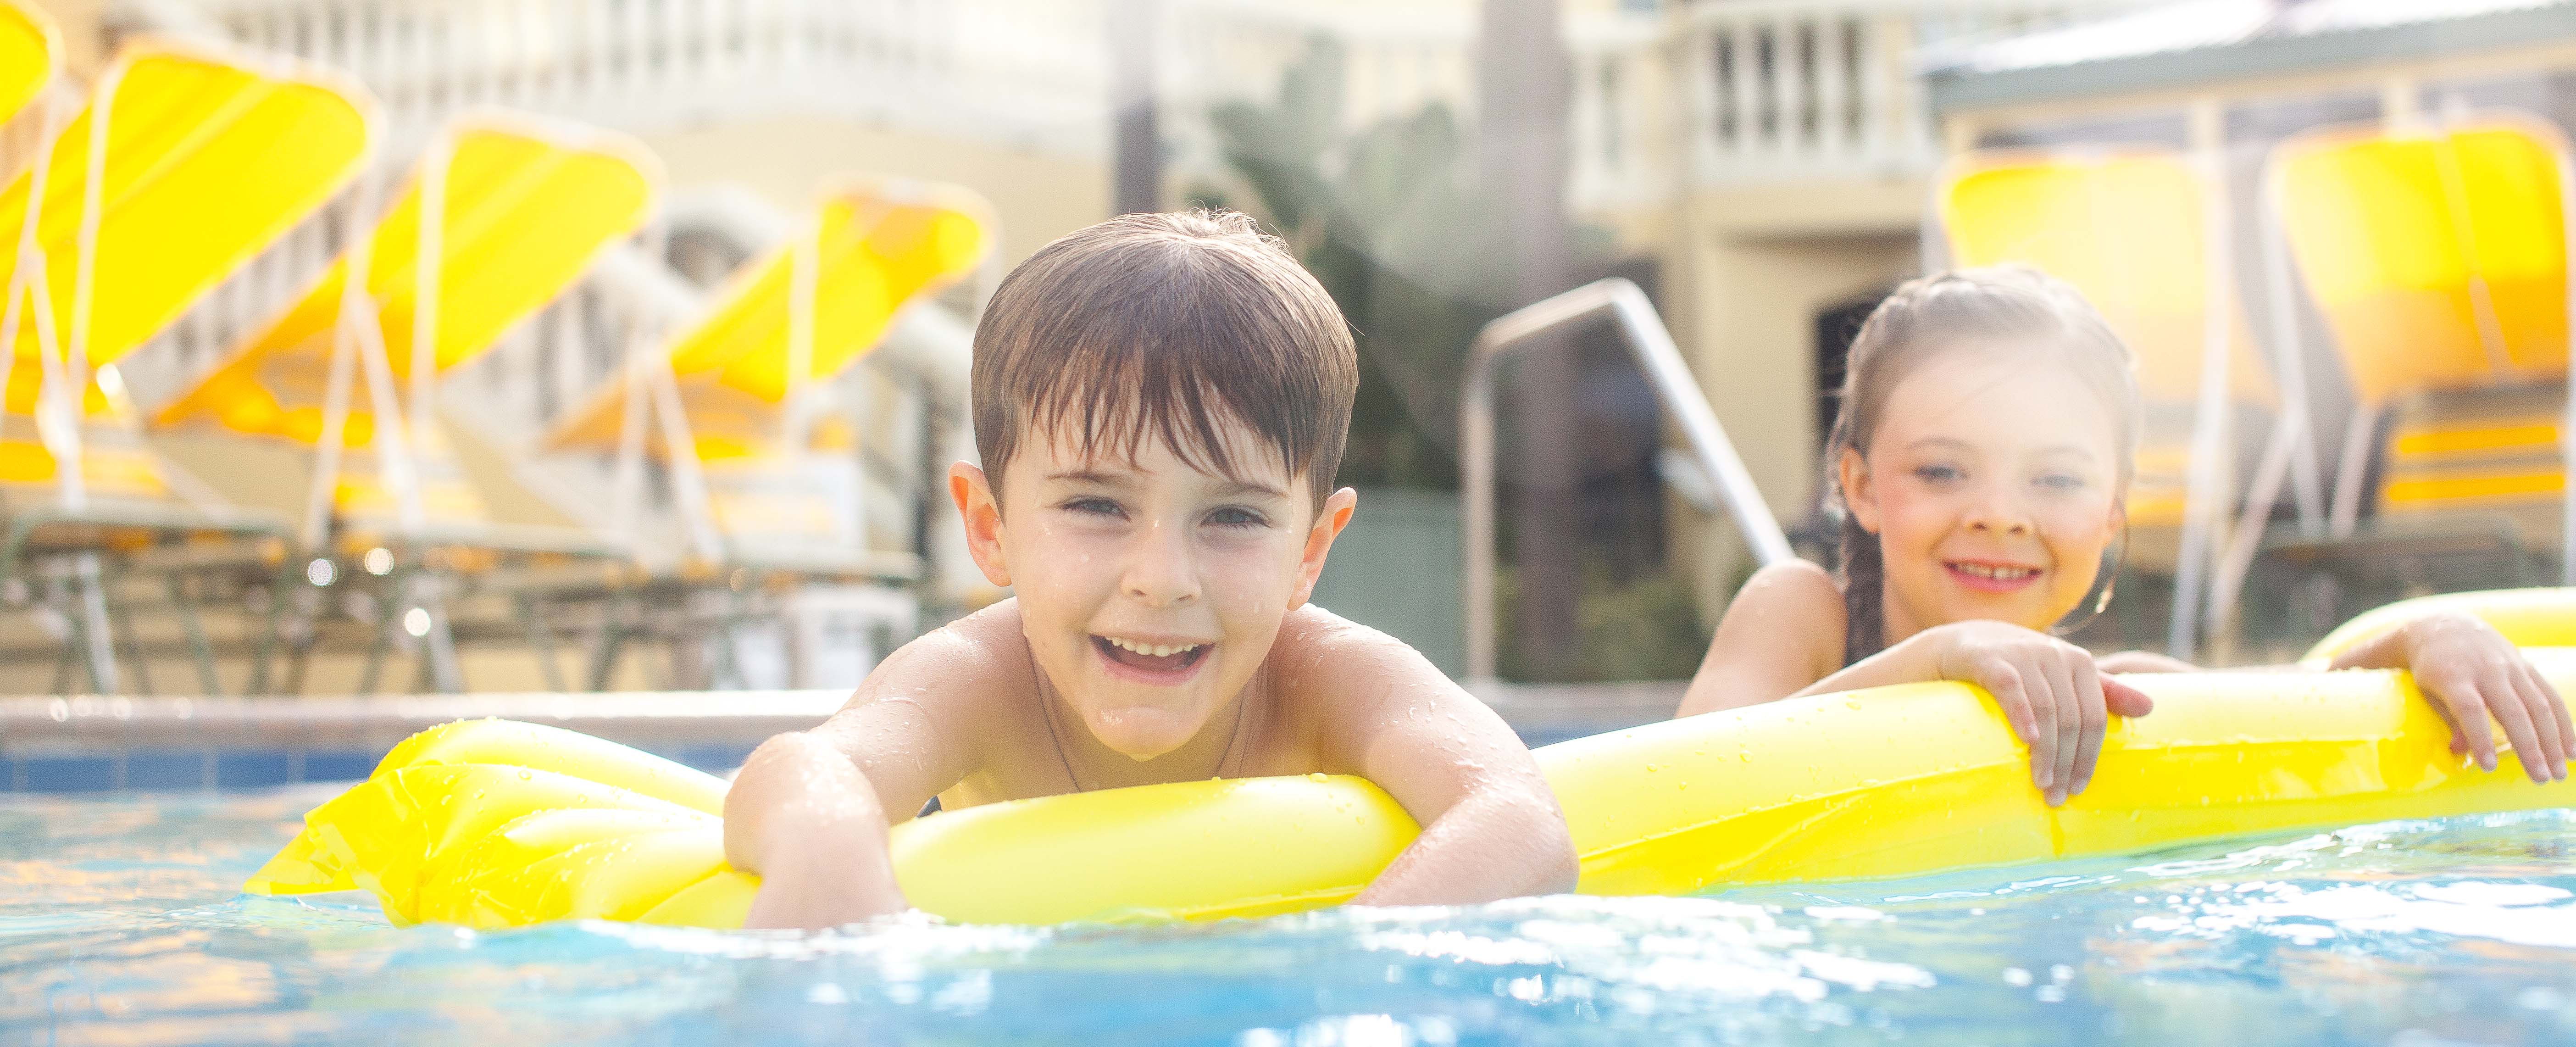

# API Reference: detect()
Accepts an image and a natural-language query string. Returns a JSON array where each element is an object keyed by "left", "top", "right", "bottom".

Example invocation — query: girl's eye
[
  {"left": 1205, "top": 506, "right": 1269, "bottom": 529},
  {"left": 1062, "top": 497, "right": 1124, "bottom": 518},
  {"left": 1913, "top": 464, "right": 1962, "bottom": 484}
]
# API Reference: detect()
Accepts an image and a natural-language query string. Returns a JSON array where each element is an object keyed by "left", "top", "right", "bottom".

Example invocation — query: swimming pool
[{"left": 10, "top": 789, "right": 2576, "bottom": 1045}]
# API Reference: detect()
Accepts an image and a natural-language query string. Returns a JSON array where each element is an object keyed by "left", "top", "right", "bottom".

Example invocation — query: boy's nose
[{"left": 1122, "top": 523, "right": 1201, "bottom": 607}]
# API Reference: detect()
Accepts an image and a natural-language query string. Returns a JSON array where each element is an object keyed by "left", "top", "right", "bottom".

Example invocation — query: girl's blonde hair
[{"left": 1827, "top": 266, "right": 2144, "bottom": 664}]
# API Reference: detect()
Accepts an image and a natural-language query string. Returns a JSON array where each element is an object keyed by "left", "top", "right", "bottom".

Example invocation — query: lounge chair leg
[
  {"left": 416, "top": 578, "right": 463, "bottom": 694},
  {"left": 47, "top": 579, "right": 76, "bottom": 696},
  {"left": 167, "top": 574, "right": 221, "bottom": 696},
  {"left": 247, "top": 557, "right": 300, "bottom": 695},
  {"left": 105, "top": 572, "right": 153, "bottom": 696},
  {"left": 587, "top": 591, "right": 628, "bottom": 692},
  {"left": 282, "top": 633, "right": 312, "bottom": 696},
  {"left": 356, "top": 579, "right": 395, "bottom": 695},
  {"left": 72, "top": 554, "right": 119, "bottom": 695},
  {"left": 710, "top": 583, "right": 749, "bottom": 690},
  {"left": 517, "top": 592, "right": 565, "bottom": 692}
]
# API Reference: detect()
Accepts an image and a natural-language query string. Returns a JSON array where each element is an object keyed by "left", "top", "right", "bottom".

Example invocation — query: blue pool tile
[
  {"left": 216, "top": 750, "right": 295, "bottom": 789},
  {"left": 0, "top": 758, "right": 19, "bottom": 791},
  {"left": 23, "top": 756, "right": 114, "bottom": 793},
  {"left": 678, "top": 742, "right": 754, "bottom": 774},
  {"left": 123, "top": 751, "right": 210, "bottom": 791},
  {"left": 301, "top": 750, "right": 378, "bottom": 783}
]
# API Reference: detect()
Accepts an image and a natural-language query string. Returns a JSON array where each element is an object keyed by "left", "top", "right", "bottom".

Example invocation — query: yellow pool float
[
  {"left": 2305, "top": 587, "right": 2576, "bottom": 665},
  {"left": 249, "top": 595, "right": 2576, "bottom": 930}
]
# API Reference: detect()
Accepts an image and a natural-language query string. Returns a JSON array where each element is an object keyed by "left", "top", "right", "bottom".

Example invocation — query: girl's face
[{"left": 1840, "top": 341, "right": 2126, "bottom": 643}]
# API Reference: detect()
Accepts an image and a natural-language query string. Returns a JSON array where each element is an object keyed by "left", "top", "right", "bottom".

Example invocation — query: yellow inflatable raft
[
  {"left": 2305, "top": 587, "right": 2576, "bottom": 665},
  {"left": 249, "top": 638, "right": 2576, "bottom": 929}
]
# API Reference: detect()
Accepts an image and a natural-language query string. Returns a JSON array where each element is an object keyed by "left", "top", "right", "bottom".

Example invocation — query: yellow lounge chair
[
  {"left": 146, "top": 112, "right": 657, "bottom": 693},
  {"left": 545, "top": 178, "right": 991, "bottom": 579},
  {"left": 0, "top": 0, "right": 58, "bottom": 129},
  {"left": 153, "top": 112, "right": 658, "bottom": 552},
  {"left": 2270, "top": 114, "right": 2573, "bottom": 577},
  {"left": 0, "top": 40, "right": 373, "bottom": 692},
  {"left": 1937, "top": 148, "right": 2295, "bottom": 654}
]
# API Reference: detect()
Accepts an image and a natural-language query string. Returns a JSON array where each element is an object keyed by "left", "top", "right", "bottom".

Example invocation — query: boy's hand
[
  {"left": 727, "top": 730, "right": 913, "bottom": 930},
  {"left": 1920, "top": 621, "right": 2154, "bottom": 807},
  {"left": 738, "top": 811, "right": 908, "bottom": 930},
  {"left": 2390, "top": 613, "right": 2573, "bottom": 782}
]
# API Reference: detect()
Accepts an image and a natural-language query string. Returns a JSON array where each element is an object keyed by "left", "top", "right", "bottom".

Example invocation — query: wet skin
[{"left": 722, "top": 413, "right": 1577, "bottom": 930}]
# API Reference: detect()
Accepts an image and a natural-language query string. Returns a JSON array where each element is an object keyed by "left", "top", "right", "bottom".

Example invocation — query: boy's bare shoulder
[
  {"left": 1262, "top": 604, "right": 1467, "bottom": 708},
  {"left": 842, "top": 599, "right": 1038, "bottom": 718}
]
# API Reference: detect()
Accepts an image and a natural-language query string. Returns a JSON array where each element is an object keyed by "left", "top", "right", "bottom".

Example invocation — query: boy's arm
[
  {"left": 723, "top": 607, "right": 1019, "bottom": 929},
  {"left": 1288, "top": 608, "right": 1578, "bottom": 905}
]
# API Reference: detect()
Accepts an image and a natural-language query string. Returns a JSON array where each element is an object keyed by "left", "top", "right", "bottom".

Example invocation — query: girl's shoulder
[
  {"left": 1718, "top": 559, "right": 1849, "bottom": 671},
  {"left": 1737, "top": 559, "right": 1846, "bottom": 615}
]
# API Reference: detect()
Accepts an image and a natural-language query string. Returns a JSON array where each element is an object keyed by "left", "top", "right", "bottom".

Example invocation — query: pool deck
[{"left": 0, "top": 682, "right": 1680, "bottom": 793}]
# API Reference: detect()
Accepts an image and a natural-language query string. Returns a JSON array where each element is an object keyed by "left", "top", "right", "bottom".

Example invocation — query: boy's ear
[
  {"left": 1287, "top": 486, "right": 1359, "bottom": 612},
  {"left": 949, "top": 461, "right": 1014, "bottom": 588},
  {"left": 1837, "top": 447, "right": 1882, "bottom": 535}
]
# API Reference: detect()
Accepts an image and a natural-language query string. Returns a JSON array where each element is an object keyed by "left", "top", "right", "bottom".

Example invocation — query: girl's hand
[
  {"left": 2392, "top": 613, "right": 2573, "bottom": 782},
  {"left": 1921, "top": 621, "right": 2155, "bottom": 807}
]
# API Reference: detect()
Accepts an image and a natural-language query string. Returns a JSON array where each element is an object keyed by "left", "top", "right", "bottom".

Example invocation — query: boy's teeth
[
  {"left": 1957, "top": 563, "right": 2035, "bottom": 580},
  {"left": 1107, "top": 637, "right": 1200, "bottom": 657}
]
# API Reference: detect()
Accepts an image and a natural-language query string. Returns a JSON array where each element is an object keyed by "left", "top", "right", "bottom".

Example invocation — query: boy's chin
[{"left": 1079, "top": 702, "right": 1215, "bottom": 761}]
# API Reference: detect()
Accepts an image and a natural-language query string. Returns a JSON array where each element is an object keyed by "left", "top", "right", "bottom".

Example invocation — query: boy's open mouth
[{"left": 1092, "top": 635, "right": 1212, "bottom": 676}]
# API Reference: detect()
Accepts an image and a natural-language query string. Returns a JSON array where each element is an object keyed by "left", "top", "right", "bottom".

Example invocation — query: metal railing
[{"left": 1461, "top": 278, "right": 1793, "bottom": 683}]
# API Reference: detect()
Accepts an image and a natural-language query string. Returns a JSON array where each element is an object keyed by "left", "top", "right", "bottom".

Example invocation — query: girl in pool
[{"left": 1675, "top": 266, "right": 2575, "bottom": 804}]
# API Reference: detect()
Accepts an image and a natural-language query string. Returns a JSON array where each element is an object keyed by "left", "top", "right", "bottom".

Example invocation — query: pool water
[{"left": 9, "top": 791, "right": 2576, "bottom": 1046}]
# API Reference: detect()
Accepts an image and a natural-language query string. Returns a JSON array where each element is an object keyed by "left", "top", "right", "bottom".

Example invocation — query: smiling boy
[{"left": 724, "top": 210, "right": 1577, "bottom": 928}]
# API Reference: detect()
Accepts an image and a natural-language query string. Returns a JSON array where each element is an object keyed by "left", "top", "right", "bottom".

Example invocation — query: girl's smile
[{"left": 1943, "top": 558, "right": 2044, "bottom": 593}]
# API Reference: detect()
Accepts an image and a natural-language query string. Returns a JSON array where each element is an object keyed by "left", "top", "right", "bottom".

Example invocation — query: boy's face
[{"left": 950, "top": 413, "right": 1357, "bottom": 760}]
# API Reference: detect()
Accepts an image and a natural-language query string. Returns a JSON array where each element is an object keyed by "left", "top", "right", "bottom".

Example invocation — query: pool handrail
[{"left": 1461, "top": 277, "right": 1792, "bottom": 684}]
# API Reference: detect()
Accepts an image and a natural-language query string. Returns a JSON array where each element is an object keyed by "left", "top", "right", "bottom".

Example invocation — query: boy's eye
[
  {"left": 1205, "top": 506, "right": 1269, "bottom": 529},
  {"left": 2036, "top": 473, "right": 2087, "bottom": 491},
  {"left": 1913, "top": 464, "right": 1962, "bottom": 484},
  {"left": 1062, "top": 497, "right": 1125, "bottom": 518}
]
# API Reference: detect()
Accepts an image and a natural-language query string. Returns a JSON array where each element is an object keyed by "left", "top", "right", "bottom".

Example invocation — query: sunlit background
[{"left": 0, "top": 0, "right": 2567, "bottom": 709}]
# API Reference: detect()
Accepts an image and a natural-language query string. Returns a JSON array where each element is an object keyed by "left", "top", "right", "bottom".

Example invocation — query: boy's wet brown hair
[{"left": 971, "top": 209, "right": 1358, "bottom": 510}]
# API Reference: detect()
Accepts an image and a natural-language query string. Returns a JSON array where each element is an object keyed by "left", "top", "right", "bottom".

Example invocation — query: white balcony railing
[
  {"left": 133, "top": 0, "right": 2152, "bottom": 209},
  {"left": 1672, "top": 0, "right": 2145, "bottom": 185}
]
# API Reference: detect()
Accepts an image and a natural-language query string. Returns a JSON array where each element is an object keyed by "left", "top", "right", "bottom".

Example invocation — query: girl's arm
[
  {"left": 2326, "top": 611, "right": 2573, "bottom": 782},
  {"left": 1288, "top": 608, "right": 1578, "bottom": 905},
  {"left": 2113, "top": 613, "right": 2572, "bottom": 782},
  {"left": 1677, "top": 561, "right": 2150, "bottom": 806},
  {"left": 1675, "top": 561, "right": 1848, "bottom": 717}
]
